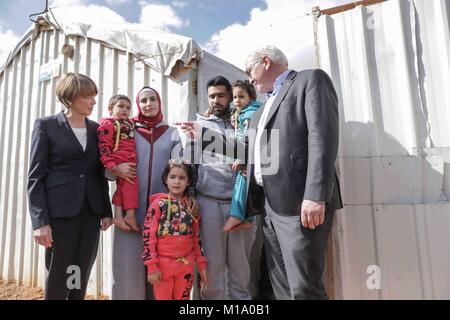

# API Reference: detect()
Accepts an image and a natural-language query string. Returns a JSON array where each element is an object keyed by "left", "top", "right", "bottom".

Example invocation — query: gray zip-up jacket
[{"left": 193, "top": 113, "right": 236, "bottom": 201}]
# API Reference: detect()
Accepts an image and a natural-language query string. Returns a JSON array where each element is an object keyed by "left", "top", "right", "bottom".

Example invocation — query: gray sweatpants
[{"left": 197, "top": 194, "right": 257, "bottom": 300}]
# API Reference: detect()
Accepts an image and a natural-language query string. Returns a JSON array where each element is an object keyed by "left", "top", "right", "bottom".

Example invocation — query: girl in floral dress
[{"left": 142, "top": 160, "right": 208, "bottom": 300}]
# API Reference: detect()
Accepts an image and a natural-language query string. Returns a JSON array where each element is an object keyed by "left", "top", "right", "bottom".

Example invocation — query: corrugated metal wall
[
  {"left": 4, "top": 0, "right": 448, "bottom": 300},
  {"left": 318, "top": 0, "right": 450, "bottom": 299},
  {"left": 0, "top": 26, "right": 198, "bottom": 297}
]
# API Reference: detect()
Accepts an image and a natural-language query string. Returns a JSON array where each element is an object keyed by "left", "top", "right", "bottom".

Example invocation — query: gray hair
[{"left": 245, "top": 45, "right": 288, "bottom": 69}]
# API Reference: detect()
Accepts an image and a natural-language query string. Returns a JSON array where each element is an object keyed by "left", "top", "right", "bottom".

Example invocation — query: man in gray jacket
[
  {"left": 245, "top": 45, "right": 343, "bottom": 299},
  {"left": 191, "top": 76, "right": 256, "bottom": 300}
]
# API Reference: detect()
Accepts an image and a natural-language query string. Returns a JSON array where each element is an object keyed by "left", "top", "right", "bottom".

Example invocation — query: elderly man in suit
[
  {"left": 244, "top": 45, "right": 343, "bottom": 300},
  {"left": 178, "top": 46, "right": 343, "bottom": 300}
]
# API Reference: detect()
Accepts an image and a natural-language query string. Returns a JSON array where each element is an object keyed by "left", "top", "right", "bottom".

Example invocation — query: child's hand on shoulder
[
  {"left": 147, "top": 271, "right": 162, "bottom": 285},
  {"left": 230, "top": 114, "right": 236, "bottom": 128},
  {"left": 232, "top": 160, "right": 244, "bottom": 172},
  {"left": 240, "top": 166, "right": 247, "bottom": 177},
  {"left": 203, "top": 108, "right": 212, "bottom": 118}
]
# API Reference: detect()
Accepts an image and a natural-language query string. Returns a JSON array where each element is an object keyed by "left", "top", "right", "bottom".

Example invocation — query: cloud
[
  {"left": 203, "top": 0, "right": 349, "bottom": 71},
  {"left": 0, "top": 26, "right": 19, "bottom": 67},
  {"left": 51, "top": 0, "right": 83, "bottom": 6},
  {"left": 49, "top": 0, "right": 188, "bottom": 32},
  {"left": 49, "top": 0, "right": 127, "bottom": 24},
  {"left": 139, "top": 2, "right": 189, "bottom": 31},
  {"left": 104, "top": 0, "right": 131, "bottom": 5},
  {"left": 172, "top": 1, "right": 188, "bottom": 9}
]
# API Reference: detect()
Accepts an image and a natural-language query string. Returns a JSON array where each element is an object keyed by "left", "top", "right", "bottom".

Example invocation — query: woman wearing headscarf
[{"left": 111, "top": 86, "right": 182, "bottom": 299}]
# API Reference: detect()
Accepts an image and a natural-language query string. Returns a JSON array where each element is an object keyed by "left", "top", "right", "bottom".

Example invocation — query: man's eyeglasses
[{"left": 245, "top": 58, "right": 263, "bottom": 77}]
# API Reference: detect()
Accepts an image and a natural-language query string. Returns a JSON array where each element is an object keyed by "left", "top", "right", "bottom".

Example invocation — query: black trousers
[
  {"left": 262, "top": 199, "right": 335, "bottom": 300},
  {"left": 45, "top": 197, "right": 101, "bottom": 300},
  {"left": 254, "top": 244, "right": 275, "bottom": 300}
]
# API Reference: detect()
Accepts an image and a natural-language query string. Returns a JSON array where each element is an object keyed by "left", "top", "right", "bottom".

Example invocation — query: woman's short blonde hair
[{"left": 56, "top": 73, "right": 98, "bottom": 108}]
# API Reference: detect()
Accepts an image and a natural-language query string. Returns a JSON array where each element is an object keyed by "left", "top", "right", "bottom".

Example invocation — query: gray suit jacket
[{"left": 246, "top": 69, "right": 343, "bottom": 217}]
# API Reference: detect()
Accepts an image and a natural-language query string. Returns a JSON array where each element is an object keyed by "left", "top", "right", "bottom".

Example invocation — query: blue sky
[
  {"left": 0, "top": 0, "right": 349, "bottom": 70},
  {"left": 0, "top": 0, "right": 265, "bottom": 44}
]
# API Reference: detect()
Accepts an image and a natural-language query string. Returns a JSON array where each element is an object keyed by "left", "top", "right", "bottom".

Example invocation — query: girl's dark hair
[
  {"left": 232, "top": 80, "right": 257, "bottom": 101},
  {"left": 108, "top": 94, "right": 131, "bottom": 106},
  {"left": 161, "top": 160, "right": 198, "bottom": 197}
]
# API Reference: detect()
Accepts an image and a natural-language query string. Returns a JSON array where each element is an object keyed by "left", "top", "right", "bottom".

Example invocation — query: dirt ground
[{"left": 0, "top": 280, "right": 109, "bottom": 300}]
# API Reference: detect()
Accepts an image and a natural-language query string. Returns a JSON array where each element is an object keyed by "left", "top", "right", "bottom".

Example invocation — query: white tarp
[{"left": 1, "top": 12, "right": 202, "bottom": 78}]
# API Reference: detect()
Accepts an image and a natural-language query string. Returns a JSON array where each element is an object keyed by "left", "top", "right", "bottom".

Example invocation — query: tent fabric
[{"left": 1, "top": 12, "right": 203, "bottom": 77}]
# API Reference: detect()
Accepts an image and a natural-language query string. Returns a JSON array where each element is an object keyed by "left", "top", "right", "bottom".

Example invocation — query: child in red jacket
[
  {"left": 142, "top": 160, "right": 208, "bottom": 300},
  {"left": 97, "top": 95, "right": 139, "bottom": 232}
]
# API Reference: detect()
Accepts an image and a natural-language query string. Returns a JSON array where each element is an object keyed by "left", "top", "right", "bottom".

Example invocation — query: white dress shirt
[
  {"left": 253, "top": 69, "right": 291, "bottom": 186},
  {"left": 253, "top": 95, "right": 276, "bottom": 186}
]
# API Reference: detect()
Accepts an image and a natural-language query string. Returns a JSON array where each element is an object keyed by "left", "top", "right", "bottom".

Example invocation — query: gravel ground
[{"left": 0, "top": 280, "right": 109, "bottom": 300}]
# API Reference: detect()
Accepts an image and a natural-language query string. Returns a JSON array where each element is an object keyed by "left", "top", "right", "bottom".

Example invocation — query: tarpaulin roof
[{"left": 0, "top": 12, "right": 203, "bottom": 77}]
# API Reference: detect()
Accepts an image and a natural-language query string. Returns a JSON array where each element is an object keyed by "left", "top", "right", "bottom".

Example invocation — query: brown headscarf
[{"left": 133, "top": 86, "right": 168, "bottom": 143}]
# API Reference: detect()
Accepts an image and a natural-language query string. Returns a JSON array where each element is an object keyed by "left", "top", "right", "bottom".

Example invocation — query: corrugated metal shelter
[
  {"left": 317, "top": 0, "right": 450, "bottom": 299},
  {"left": 3, "top": 0, "right": 449, "bottom": 300},
  {"left": 0, "top": 13, "right": 248, "bottom": 297}
]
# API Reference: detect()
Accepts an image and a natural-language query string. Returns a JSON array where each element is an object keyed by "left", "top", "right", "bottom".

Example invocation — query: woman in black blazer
[{"left": 27, "top": 73, "right": 113, "bottom": 300}]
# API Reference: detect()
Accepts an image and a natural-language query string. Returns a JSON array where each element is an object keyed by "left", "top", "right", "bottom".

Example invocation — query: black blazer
[
  {"left": 246, "top": 69, "right": 343, "bottom": 216},
  {"left": 28, "top": 111, "right": 112, "bottom": 230}
]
